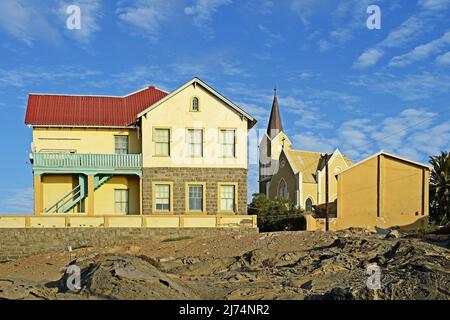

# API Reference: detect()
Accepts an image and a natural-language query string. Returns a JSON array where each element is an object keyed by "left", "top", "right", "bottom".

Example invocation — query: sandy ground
[{"left": 0, "top": 229, "right": 448, "bottom": 300}]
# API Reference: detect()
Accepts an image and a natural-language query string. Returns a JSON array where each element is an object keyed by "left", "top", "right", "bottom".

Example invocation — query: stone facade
[
  {"left": 0, "top": 227, "right": 258, "bottom": 261},
  {"left": 142, "top": 167, "right": 248, "bottom": 215}
]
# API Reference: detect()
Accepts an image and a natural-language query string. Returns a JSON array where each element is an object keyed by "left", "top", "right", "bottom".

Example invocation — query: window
[
  {"left": 154, "top": 128, "right": 170, "bottom": 156},
  {"left": 220, "top": 184, "right": 236, "bottom": 212},
  {"left": 305, "top": 198, "right": 313, "bottom": 212},
  {"left": 186, "top": 129, "right": 203, "bottom": 157},
  {"left": 188, "top": 184, "right": 204, "bottom": 211},
  {"left": 114, "top": 189, "right": 129, "bottom": 214},
  {"left": 278, "top": 179, "right": 288, "bottom": 200},
  {"left": 155, "top": 184, "right": 171, "bottom": 212},
  {"left": 115, "top": 136, "right": 129, "bottom": 154},
  {"left": 191, "top": 97, "right": 199, "bottom": 112},
  {"left": 219, "top": 129, "right": 235, "bottom": 157}
]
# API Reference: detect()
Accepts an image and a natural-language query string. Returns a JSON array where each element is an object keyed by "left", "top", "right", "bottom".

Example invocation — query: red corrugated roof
[{"left": 24, "top": 86, "right": 168, "bottom": 127}]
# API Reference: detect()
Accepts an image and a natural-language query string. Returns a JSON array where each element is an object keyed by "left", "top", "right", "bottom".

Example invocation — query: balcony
[{"left": 32, "top": 152, "right": 142, "bottom": 176}]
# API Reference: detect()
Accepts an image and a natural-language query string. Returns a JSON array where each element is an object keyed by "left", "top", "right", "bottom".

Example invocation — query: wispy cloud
[
  {"left": 339, "top": 108, "right": 449, "bottom": 160},
  {"left": 436, "top": 51, "right": 450, "bottom": 64},
  {"left": 116, "top": 0, "right": 172, "bottom": 41},
  {"left": 0, "top": 66, "right": 101, "bottom": 89},
  {"left": 0, "top": 0, "right": 61, "bottom": 46},
  {"left": 294, "top": 132, "right": 338, "bottom": 153},
  {"left": 184, "top": 0, "right": 232, "bottom": 37},
  {"left": 289, "top": 0, "right": 316, "bottom": 26},
  {"left": 418, "top": 0, "right": 450, "bottom": 11},
  {"left": 354, "top": 48, "right": 384, "bottom": 69},
  {"left": 257, "top": 24, "right": 284, "bottom": 48},
  {"left": 350, "top": 71, "right": 450, "bottom": 101},
  {"left": 290, "top": 107, "right": 449, "bottom": 162},
  {"left": 56, "top": 0, "right": 103, "bottom": 45},
  {"left": 1, "top": 187, "right": 33, "bottom": 213},
  {"left": 354, "top": 16, "right": 427, "bottom": 69},
  {"left": 389, "top": 31, "right": 450, "bottom": 67}
]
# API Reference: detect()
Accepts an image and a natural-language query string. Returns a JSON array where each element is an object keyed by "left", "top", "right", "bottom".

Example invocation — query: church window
[
  {"left": 305, "top": 198, "right": 313, "bottom": 212},
  {"left": 278, "top": 179, "right": 288, "bottom": 200}
]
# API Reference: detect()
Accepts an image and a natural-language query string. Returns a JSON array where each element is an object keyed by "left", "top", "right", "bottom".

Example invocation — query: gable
[{"left": 138, "top": 78, "right": 256, "bottom": 128}]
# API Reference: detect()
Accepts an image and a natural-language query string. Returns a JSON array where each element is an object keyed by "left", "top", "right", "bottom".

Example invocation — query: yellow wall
[
  {"left": 42, "top": 175, "right": 78, "bottom": 213},
  {"left": 302, "top": 182, "right": 318, "bottom": 209},
  {"left": 93, "top": 176, "right": 140, "bottom": 215},
  {"left": 41, "top": 174, "right": 140, "bottom": 215},
  {"left": 333, "top": 154, "right": 429, "bottom": 230},
  {"left": 141, "top": 83, "right": 249, "bottom": 168},
  {"left": 337, "top": 156, "right": 378, "bottom": 220},
  {"left": 0, "top": 214, "right": 258, "bottom": 228},
  {"left": 33, "top": 127, "right": 141, "bottom": 154},
  {"left": 317, "top": 152, "right": 350, "bottom": 204}
]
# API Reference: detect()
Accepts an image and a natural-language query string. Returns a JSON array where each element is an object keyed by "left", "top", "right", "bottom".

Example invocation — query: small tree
[
  {"left": 248, "top": 193, "right": 305, "bottom": 231},
  {"left": 429, "top": 151, "right": 450, "bottom": 224}
]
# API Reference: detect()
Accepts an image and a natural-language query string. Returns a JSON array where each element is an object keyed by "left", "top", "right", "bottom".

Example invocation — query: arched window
[
  {"left": 305, "top": 198, "right": 313, "bottom": 212},
  {"left": 191, "top": 97, "right": 199, "bottom": 111},
  {"left": 278, "top": 179, "right": 288, "bottom": 200}
]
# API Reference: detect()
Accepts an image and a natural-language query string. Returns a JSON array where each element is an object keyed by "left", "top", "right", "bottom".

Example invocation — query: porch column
[
  {"left": 88, "top": 175, "right": 95, "bottom": 216},
  {"left": 139, "top": 176, "right": 143, "bottom": 215},
  {"left": 34, "top": 174, "right": 43, "bottom": 215}
]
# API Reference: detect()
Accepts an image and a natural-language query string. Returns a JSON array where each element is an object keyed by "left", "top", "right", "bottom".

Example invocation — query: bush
[{"left": 248, "top": 193, "right": 305, "bottom": 232}]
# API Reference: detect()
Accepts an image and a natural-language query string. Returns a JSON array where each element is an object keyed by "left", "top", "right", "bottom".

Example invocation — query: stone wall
[
  {"left": 0, "top": 227, "right": 258, "bottom": 261},
  {"left": 142, "top": 167, "right": 248, "bottom": 215}
]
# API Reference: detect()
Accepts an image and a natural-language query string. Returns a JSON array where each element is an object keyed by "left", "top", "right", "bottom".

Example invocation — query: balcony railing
[{"left": 32, "top": 152, "right": 142, "bottom": 172}]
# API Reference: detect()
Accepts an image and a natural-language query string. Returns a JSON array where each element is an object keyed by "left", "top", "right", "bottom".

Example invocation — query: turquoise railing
[{"left": 33, "top": 153, "right": 142, "bottom": 169}]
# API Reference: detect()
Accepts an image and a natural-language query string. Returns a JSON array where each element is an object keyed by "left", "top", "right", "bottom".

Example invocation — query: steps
[{"left": 45, "top": 175, "right": 111, "bottom": 213}]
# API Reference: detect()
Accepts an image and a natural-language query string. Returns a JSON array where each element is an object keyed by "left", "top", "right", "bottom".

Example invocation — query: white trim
[
  {"left": 329, "top": 148, "right": 350, "bottom": 168},
  {"left": 337, "top": 151, "right": 432, "bottom": 175},
  {"left": 28, "top": 86, "right": 169, "bottom": 98},
  {"left": 317, "top": 169, "right": 323, "bottom": 204},
  {"left": 298, "top": 172, "right": 303, "bottom": 209},
  {"left": 137, "top": 77, "right": 255, "bottom": 122}
]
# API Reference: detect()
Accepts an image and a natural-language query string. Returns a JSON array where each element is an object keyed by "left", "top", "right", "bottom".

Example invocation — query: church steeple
[{"left": 267, "top": 87, "right": 283, "bottom": 139}]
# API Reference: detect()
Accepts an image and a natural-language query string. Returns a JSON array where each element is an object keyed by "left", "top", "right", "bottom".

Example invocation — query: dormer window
[{"left": 191, "top": 97, "right": 199, "bottom": 112}]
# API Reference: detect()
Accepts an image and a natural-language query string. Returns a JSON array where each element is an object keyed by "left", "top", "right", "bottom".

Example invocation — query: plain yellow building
[{"left": 25, "top": 78, "right": 256, "bottom": 218}]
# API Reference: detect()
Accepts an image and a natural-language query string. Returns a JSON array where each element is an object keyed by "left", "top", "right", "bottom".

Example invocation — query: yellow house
[
  {"left": 259, "top": 92, "right": 430, "bottom": 231},
  {"left": 25, "top": 77, "right": 256, "bottom": 218}
]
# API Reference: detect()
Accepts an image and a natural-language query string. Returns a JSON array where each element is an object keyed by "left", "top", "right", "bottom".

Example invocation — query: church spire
[{"left": 267, "top": 87, "right": 283, "bottom": 139}]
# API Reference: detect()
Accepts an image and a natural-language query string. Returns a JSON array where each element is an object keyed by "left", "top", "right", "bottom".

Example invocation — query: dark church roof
[{"left": 267, "top": 89, "right": 283, "bottom": 138}]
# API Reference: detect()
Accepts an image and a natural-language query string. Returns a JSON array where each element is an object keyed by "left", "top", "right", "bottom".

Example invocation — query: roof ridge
[
  {"left": 28, "top": 86, "right": 165, "bottom": 98},
  {"left": 287, "top": 148, "right": 323, "bottom": 154}
]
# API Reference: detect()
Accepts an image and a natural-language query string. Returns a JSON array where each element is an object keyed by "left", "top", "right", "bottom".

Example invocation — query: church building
[{"left": 258, "top": 91, "right": 352, "bottom": 214}]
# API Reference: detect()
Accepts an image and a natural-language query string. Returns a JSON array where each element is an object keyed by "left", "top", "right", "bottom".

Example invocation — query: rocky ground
[{"left": 0, "top": 228, "right": 448, "bottom": 300}]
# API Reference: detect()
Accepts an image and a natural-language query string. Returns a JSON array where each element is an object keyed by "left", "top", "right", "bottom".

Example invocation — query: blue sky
[{"left": 0, "top": 0, "right": 449, "bottom": 213}]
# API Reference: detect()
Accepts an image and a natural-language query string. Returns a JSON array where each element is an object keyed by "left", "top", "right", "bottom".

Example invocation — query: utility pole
[{"left": 325, "top": 153, "right": 329, "bottom": 231}]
